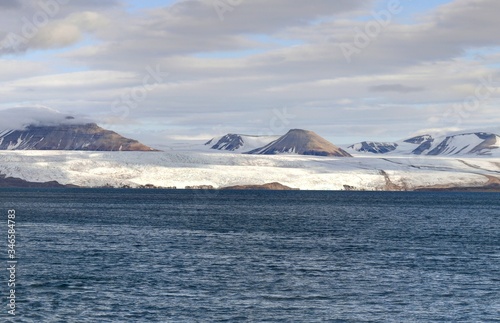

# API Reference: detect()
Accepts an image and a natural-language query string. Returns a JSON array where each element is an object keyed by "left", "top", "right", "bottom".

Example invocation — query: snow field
[{"left": 0, "top": 151, "right": 498, "bottom": 190}]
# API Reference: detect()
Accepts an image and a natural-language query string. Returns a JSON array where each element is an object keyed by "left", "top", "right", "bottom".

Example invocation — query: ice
[{"left": 0, "top": 150, "right": 497, "bottom": 190}]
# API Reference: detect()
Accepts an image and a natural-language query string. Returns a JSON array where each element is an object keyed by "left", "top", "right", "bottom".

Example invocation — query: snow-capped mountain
[
  {"left": 205, "top": 134, "right": 279, "bottom": 152},
  {"left": 0, "top": 123, "right": 157, "bottom": 151},
  {"left": 347, "top": 141, "right": 399, "bottom": 154},
  {"left": 412, "top": 132, "right": 499, "bottom": 156},
  {"left": 248, "top": 129, "right": 352, "bottom": 157},
  {"left": 348, "top": 132, "right": 500, "bottom": 156},
  {"left": 401, "top": 135, "right": 435, "bottom": 155}
]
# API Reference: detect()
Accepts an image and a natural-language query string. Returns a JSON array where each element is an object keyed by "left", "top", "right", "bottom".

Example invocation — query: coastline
[{"left": 1, "top": 175, "right": 498, "bottom": 192}]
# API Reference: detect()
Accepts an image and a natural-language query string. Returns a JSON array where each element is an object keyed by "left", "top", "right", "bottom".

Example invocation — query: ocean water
[{"left": 0, "top": 189, "right": 499, "bottom": 322}]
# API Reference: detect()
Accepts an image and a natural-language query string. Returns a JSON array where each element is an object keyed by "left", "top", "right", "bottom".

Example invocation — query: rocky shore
[{"left": 220, "top": 182, "right": 300, "bottom": 191}]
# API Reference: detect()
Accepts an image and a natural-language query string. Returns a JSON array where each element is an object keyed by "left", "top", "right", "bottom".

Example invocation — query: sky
[{"left": 0, "top": 0, "right": 499, "bottom": 145}]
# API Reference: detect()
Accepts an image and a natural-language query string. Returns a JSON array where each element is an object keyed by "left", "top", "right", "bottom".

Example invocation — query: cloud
[
  {"left": 28, "top": 12, "right": 110, "bottom": 50},
  {"left": 334, "top": 0, "right": 500, "bottom": 67},
  {"left": 0, "top": 59, "right": 49, "bottom": 82},
  {"left": 180, "top": 0, "right": 371, "bottom": 31},
  {"left": 369, "top": 84, "right": 425, "bottom": 93},
  {"left": 409, "top": 127, "right": 463, "bottom": 138},
  {"left": 0, "top": 0, "right": 21, "bottom": 9},
  {"left": 0, "top": 0, "right": 500, "bottom": 144},
  {"left": 0, "top": 107, "right": 95, "bottom": 130},
  {"left": 62, "top": 0, "right": 120, "bottom": 9},
  {"left": 58, "top": 0, "right": 372, "bottom": 69},
  {"left": 0, "top": 1, "right": 115, "bottom": 54}
]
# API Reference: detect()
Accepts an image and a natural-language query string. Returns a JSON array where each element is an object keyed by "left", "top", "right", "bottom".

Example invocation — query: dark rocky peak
[
  {"left": 248, "top": 129, "right": 352, "bottom": 157},
  {"left": 0, "top": 123, "right": 157, "bottom": 151}
]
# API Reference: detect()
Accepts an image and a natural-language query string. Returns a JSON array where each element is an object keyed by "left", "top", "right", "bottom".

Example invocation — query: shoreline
[{"left": 0, "top": 175, "right": 498, "bottom": 192}]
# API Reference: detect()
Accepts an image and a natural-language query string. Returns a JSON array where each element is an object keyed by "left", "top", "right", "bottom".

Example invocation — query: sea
[{"left": 0, "top": 189, "right": 499, "bottom": 322}]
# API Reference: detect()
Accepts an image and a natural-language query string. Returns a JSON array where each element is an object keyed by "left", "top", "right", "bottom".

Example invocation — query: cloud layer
[
  {"left": 0, "top": 106, "right": 94, "bottom": 130},
  {"left": 0, "top": 0, "right": 499, "bottom": 144}
]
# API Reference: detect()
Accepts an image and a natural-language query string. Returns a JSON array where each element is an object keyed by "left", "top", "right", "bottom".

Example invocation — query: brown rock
[{"left": 220, "top": 182, "right": 299, "bottom": 191}]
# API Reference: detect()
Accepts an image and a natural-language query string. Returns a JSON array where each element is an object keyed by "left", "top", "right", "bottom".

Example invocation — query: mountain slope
[
  {"left": 248, "top": 129, "right": 352, "bottom": 157},
  {"left": 347, "top": 132, "right": 500, "bottom": 156},
  {"left": 205, "top": 134, "right": 279, "bottom": 152},
  {"left": 420, "top": 132, "right": 499, "bottom": 156},
  {"left": 347, "top": 141, "right": 398, "bottom": 154},
  {"left": 0, "top": 123, "right": 157, "bottom": 151}
]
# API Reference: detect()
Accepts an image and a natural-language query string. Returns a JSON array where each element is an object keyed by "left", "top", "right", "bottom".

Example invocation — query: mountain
[
  {"left": 403, "top": 135, "right": 435, "bottom": 155},
  {"left": 412, "top": 132, "right": 499, "bottom": 156},
  {"left": 0, "top": 123, "right": 157, "bottom": 151},
  {"left": 205, "top": 134, "right": 279, "bottom": 152},
  {"left": 347, "top": 141, "right": 398, "bottom": 154},
  {"left": 247, "top": 129, "right": 352, "bottom": 157},
  {"left": 0, "top": 173, "right": 78, "bottom": 188},
  {"left": 220, "top": 182, "right": 299, "bottom": 190},
  {"left": 347, "top": 132, "right": 500, "bottom": 156}
]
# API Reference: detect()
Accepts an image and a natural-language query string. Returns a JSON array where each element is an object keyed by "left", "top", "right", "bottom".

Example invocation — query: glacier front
[{"left": 0, "top": 150, "right": 498, "bottom": 190}]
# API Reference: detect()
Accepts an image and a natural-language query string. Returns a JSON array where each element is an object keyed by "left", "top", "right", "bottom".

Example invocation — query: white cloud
[
  {"left": 0, "top": 0, "right": 499, "bottom": 144},
  {"left": 27, "top": 11, "right": 110, "bottom": 49},
  {"left": 0, "top": 106, "right": 94, "bottom": 130}
]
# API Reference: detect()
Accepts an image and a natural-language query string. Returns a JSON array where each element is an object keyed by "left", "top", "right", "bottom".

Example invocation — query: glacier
[{"left": 0, "top": 150, "right": 498, "bottom": 190}]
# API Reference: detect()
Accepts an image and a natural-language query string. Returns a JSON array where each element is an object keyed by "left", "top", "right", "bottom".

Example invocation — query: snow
[
  {"left": 493, "top": 135, "right": 500, "bottom": 148},
  {"left": 389, "top": 141, "right": 422, "bottom": 155},
  {"left": 346, "top": 132, "right": 500, "bottom": 157},
  {"left": 0, "top": 130, "right": 14, "bottom": 137},
  {"left": 205, "top": 134, "right": 279, "bottom": 152},
  {"left": 6, "top": 136, "right": 23, "bottom": 150},
  {"left": 351, "top": 143, "right": 362, "bottom": 151},
  {"left": 240, "top": 135, "right": 280, "bottom": 151},
  {"left": 425, "top": 133, "right": 484, "bottom": 155},
  {"left": 0, "top": 150, "right": 497, "bottom": 190}
]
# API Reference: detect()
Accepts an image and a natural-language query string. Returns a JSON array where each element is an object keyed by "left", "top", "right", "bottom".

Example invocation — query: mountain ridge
[
  {"left": 247, "top": 129, "right": 352, "bottom": 157},
  {"left": 205, "top": 133, "right": 279, "bottom": 152},
  {"left": 347, "top": 132, "right": 500, "bottom": 157},
  {"left": 0, "top": 123, "right": 158, "bottom": 151}
]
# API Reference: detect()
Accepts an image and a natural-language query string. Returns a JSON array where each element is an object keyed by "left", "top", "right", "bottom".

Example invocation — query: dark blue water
[{"left": 0, "top": 189, "right": 499, "bottom": 322}]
